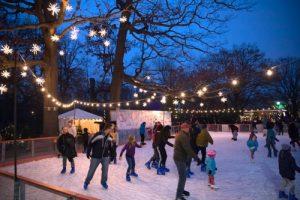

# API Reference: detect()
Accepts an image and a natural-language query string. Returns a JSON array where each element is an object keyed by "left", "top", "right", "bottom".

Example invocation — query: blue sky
[{"left": 222, "top": 0, "right": 300, "bottom": 59}]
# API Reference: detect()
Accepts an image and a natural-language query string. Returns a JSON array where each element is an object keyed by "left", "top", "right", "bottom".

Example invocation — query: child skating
[
  {"left": 278, "top": 144, "right": 300, "bottom": 200},
  {"left": 206, "top": 149, "right": 218, "bottom": 190},
  {"left": 120, "top": 135, "right": 142, "bottom": 182},
  {"left": 266, "top": 122, "right": 279, "bottom": 158},
  {"left": 247, "top": 131, "right": 258, "bottom": 161}
]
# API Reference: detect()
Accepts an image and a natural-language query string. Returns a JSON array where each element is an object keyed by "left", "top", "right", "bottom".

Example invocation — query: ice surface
[{"left": 1, "top": 132, "right": 299, "bottom": 200}]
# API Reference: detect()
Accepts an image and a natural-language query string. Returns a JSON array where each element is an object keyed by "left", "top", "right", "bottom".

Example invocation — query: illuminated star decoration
[
  {"left": 47, "top": 3, "right": 60, "bottom": 16},
  {"left": 70, "top": 27, "right": 79, "bottom": 40},
  {"left": 0, "top": 84, "right": 8, "bottom": 94},
  {"left": 51, "top": 34, "right": 60, "bottom": 42},
  {"left": 221, "top": 97, "right": 227, "bottom": 103},
  {"left": 218, "top": 91, "right": 223, "bottom": 97},
  {"left": 59, "top": 50, "right": 65, "bottom": 56},
  {"left": 66, "top": 3, "right": 73, "bottom": 11},
  {"left": 1, "top": 44, "right": 13, "bottom": 55},
  {"left": 30, "top": 44, "right": 41, "bottom": 55},
  {"left": 1, "top": 70, "right": 10, "bottom": 78},
  {"left": 173, "top": 99, "right": 179, "bottom": 105},
  {"left": 21, "top": 72, "right": 27, "bottom": 77},
  {"left": 197, "top": 89, "right": 204, "bottom": 97},
  {"left": 88, "top": 29, "right": 97, "bottom": 37},
  {"left": 143, "top": 102, "right": 147, "bottom": 107},
  {"left": 160, "top": 96, "right": 166, "bottom": 104},
  {"left": 103, "top": 40, "right": 110, "bottom": 47},
  {"left": 99, "top": 29, "right": 107, "bottom": 37},
  {"left": 119, "top": 16, "right": 127, "bottom": 23},
  {"left": 36, "top": 77, "right": 45, "bottom": 86}
]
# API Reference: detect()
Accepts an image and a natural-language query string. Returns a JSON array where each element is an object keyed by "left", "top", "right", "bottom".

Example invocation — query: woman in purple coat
[{"left": 120, "top": 135, "right": 142, "bottom": 182}]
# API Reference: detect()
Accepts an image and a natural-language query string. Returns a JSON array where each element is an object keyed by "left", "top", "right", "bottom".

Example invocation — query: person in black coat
[
  {"left": 156, "top": 125, "right": 174, "bottom": 175},
  {"left": 229, "top": 124, "right": 238, "bottom": 141},
  {"left": 278, "top": 144, "right": 300, "bottom": 199},
  {"left": 288, "top": 121, "right": 300, "bottom": 148},
  {"left": 57, "top": 127, "right": 77, "bottom": 174},
  {"left": 82, "top": 128, "right": 89, "bottom": 153},
  {"left": 84, "top": 123, "right": 113, "bottom": 190}
]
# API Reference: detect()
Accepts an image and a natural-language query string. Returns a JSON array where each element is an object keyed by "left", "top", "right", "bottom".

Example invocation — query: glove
[{"left": 208, "top": 170, "right": 212, "bottom": 175}]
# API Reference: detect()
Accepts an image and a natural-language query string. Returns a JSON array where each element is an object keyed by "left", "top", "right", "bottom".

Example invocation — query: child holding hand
[
  {"left": 206, "top": 150, "right": 218, "bottom": 190},
  {"left": 247, "top": 132, "right": 258, "bottom": 160}
]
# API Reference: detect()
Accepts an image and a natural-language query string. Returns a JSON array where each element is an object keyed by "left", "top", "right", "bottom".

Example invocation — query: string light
[
  {"left": 59, "top": 50, "right": 65, "bottom": 56},
  {"left": 142, "top": 102, "right": 147, "bottom": 107},
  {"left": 51, "top": 34, "right": 60, "bottom": 42},
  {"left": 126, "top": 102, "right": 130, "bottom": 106},
  {"left": 147, "top": 98, "right": 151, "bottom": 103},
  {"left": 103, "top": 40, "right": 110, "bottom": 47},
  {"left": 30, "top": 44, "right": 41, "bottom": 55},
  {"left": 139, "top": 88, "right": 144, "bottom": 93},
  {"left": 200, "top": 102, "right": 204, "bottom": 107},
  {"left": 218, "top": 91, "right": 223, "bottom": 97},
  {"left": 202, "top": 87, "right": 208, "bottom": 92},
  {"left": 173, "top": 99, "right": 179, "bottom": 105},
  {"left": 20, "top": 72, "right": 27, "bottom": 77},
  {"left": 221, "top": 97, "right": 227, "bottom": 103},
  {"left": 117, "top": 103, "right": 121, "bottom": 107},
  {"left": 180, "top": 92, "right": 186, "bottom": 98},
  {"left": 36, "top": 77, "right": 45, "bottom": 86},
  {"left": 181, "top": 100, "right": 185, "bottom": 104},
  {"left": 99, "top": 29, "right": 107, "bottom": 37},
  {"left": 47, "top": 3, "right": 60, "bottom": 16},
  {"left": 41, "top": 87, "right": 45, "bottom": 92},
  {"left": 22, "top": 65, "right": 28, "bottom": 71},
  {"left": 146, "top": 76, "right": 151, "bottom": 80},
  {"left": 70, "top": 27, "right": 79, "bottom": 40},
  {"left": 119, "top": 16, "right": 127, "bottom": 23},
  {"left": 1, "top": 70, "right": 10, "bottom": 78},
  {"left": 135, "top": 100, "right": 139, "bottom": 105},
  {"left": 1, "top": 44, "right": 13, "bottom": 55},
  {"left": 88, "top": 29, "right": 97, "bottom": 37},
  {"left": 66, "top": 3, "right": 73, "bottom": 11},
  {"left": 160, "top": 96, "right": 166, "bottom": 104},
  {"left": 231, "top": 79, "right": 238, "bottom": 86},
  {"left": 133, "top": 93, "right": 138, "bottom": 98},
  {"left": 266, "top": 69, "right": 273, "bottom": 76},
  {"left": 0, "top": 84, "right": 8, "bottom": 94}
]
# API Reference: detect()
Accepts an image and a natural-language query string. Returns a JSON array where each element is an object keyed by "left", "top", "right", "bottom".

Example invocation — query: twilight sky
[{"left": 222, "top": 0, "right": 300, "bottom": 59}]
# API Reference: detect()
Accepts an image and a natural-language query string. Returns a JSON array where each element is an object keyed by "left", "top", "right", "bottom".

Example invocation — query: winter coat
[
  {"left": 173, "top": 131, "right": 197, "bottom": 162},
  {"left": 288, "top": 123, "right": 299, "bottom": 141},
  {"left": 278, "top": 149, "right": 300, "bottom": 180},
  {"left": 86, "top": 132, "right": 113, "bottom": 159},
  {"left": 206, "top": 157, "right": 217, "bottom": 176},
  {"left": 247, "top": 139, "right": 258, "bottom": 152},
  {"left": 155, "top": 126, "right": 174, "bottom": 147},
  {"left": 152, "top": 125, "right": 163, "bottom": 148},
  {"left": 196, "top": 129, "right": 213, "bottom": 148},
  {"left": 266, "top": 129, "right": 276, "bottom": 145},
  {"left": 120, "top": 142, "right": 141, "bottom": 157},
  {"left": 57, "top": 133, "right": 77, "bottom": 158},
  {"left": 229, "top": 125, "right": 238, "bottom": 132},
  {"left": 190, "top": 125, "right": 201, "bottom": 151},
  {"left": 140, "top": 123, "right": 146, "bottom": 135},
  {"left": 110, "top": 131, "right": 119, "bottom": 146}
]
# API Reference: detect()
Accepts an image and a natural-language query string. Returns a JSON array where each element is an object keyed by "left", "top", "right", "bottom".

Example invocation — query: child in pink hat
[{"left": 205, "top": 150, "right": 218, "bottom": 190}]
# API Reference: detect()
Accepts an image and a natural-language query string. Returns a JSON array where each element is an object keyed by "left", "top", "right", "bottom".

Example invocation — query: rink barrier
[{"left": 0, "top": 169, "right": 100, "bottom": 200}]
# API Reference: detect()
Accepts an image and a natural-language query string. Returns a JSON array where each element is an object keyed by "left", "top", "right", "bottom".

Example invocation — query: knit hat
[
  {"left": 281, "top": 144, "right": 291, "bottom": 150},
  {"left": 207, "top": 150, "right": 216, "bottom": 157}
]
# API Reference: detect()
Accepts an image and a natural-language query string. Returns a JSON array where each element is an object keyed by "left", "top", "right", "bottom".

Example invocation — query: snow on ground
[{"left": 1, "top": 132, "right": 300, "bottom": 200}]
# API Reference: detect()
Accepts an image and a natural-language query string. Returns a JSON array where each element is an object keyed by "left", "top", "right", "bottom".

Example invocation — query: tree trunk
[
  {"left": 42, "top": 29, "right": 58, "bottom": 136},
  {"left": 110, "top": 13, "right": 131, "bottom": 102}
]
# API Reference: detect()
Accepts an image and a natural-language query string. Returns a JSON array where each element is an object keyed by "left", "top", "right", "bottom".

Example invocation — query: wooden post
[
  {"left": 1, "top": 143, "right": 5, "bottom": 162},
  {"left": 31, "top": 141, "right": 35, "bottom": 157}
]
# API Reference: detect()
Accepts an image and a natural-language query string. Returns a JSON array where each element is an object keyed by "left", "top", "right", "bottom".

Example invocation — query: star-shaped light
[
  {"left": 181, "top": 100, "right": 185, "bottom": 104},
  {"left": 59, "top": 50, "right": 65, "bottom": 56},
  {"left": 103, "top": 40, "right": 110, "bottom": 47},
  {"left": 218, "top": 91, "right": 223, "bottom": 97},
  {"left": 99, "top": 29, "right": 107, "bottom": 37},
  {"left": 202, "top": 87, "right": 208, "bottom": 92},
  {"left": 197, "top": 89, "right": 204, "bottom": 97},
  {"left": 30, "top": 44, "right": 41, "bottom": 55},
  {"left": 88, "top": 29, "right": 97, "bottom": 37},
  {"left": 221, "top": 97, "right": 227, "bottom": 103},
  {"left": 36, "top": 77, "right": 45, "bottom": 86},
  {"left": 51, "top": 34, "right": 60, "bottom": 42},
  {"left": 173, "top": 100, "right": 179, "bottom": 105},
  {"left": 143, "top": 102, "right": 147, "bottom": 107},
  {"left": 20, "top": 72, "right": 27, "bottom": 77},
  {"left": 47, "top": 3, "right": 60, "bottom": 16},
  {"left": 1, "top": 70, "right": 10, "bottom": 78},
  {"left": 70, "top": 27, "right": 79, "bottom": 40},
  {"left": 22, "top": 65, "right": 28, "bottom": 71},
  {"left": 160, "top": 96, "right": 166, "bottom": 104},
  {"left": 0, "top": 84, "right": 8, "bottom": 94},
  {"left": 119, "top": 16, "right": 127, "bottom": 23},
  {"left": 66, "top": 3, "right": 73, "bottom": 11},
  {"left": 133, "top": 93, "right": 138, "bottom": 98},
  {"left": 1, "top": 44, "right": 13, "bottom": 55}
]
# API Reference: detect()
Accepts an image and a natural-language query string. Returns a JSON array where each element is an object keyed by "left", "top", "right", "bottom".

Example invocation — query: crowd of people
[{"left": 55, "top": 118, "right": 300, "bottom": 200}]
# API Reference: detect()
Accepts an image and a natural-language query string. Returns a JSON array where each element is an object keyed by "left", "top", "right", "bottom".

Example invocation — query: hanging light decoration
[
  {"left": 70, "top": 27, "right": 79, "bottom": 40},
  {"left": 147, "top": 98, "right": 151, "bottom": 103},
  {"left": 266, "top": 69, "right": 273, "bottom": 76},
  {"left": 218, "top": 91, "right": 223, "bottom": 97},
  {"left": 231, "top": 79, "right": 238, "bottom": 86},
  {"left": 135, "top": 100, "right": 139, "bottom": 105},
  {"left": 0, "top": 84, "right": 8, "bottom": 94},
  {"left": 66, "top": 3, "right": 73, "bottom": 11},
  {"left": 142, "top": 102, "right": 147, "bottom": 107},
  {"left": 30, "top": 44, "right": 41, "bottom": 55},
  {"left": 59, "top": 50, "right": 65, "bottom": 56},
  {"left": 133, "top": 93, "right": 138, "bottom": 98},
  {"left": 103, "top": 40, "right": 110, "bottom": 47},
  {"left": 200, "top": 102, "right": 204, "bottom": 107},
  {"left": 20, "top": 72, "right": 27, "bottom": 77},
  {"left": 119, "top": 16, "right": 127, "bottom": 23},
  {"left": 180, "top": 92, "right": 186, "bottom": 98},
  {"left": 126, "top": 102, "right": 130, "bottom": 106},
  {"left": 1, "top": 70, "right": 10, "bottom": 78},
  {"left": 36, "top": 77, "right": 45, "bottom": 86},
  {"left": 181, "top": 100, "right": 185, "bottom": 104},
  {"left": 47, "top": 3, "right": 60, "bottom": 16},
  {"left": 173, "top": 99, "right": 179, "bottom": 105},
  {"left": 197, "top": 90, "right": 204, "bottom": 97},
  {"left": 51, "top": 34, "right": 60, "bottom": 42},
  {"left": 160, "top": 96, "right": 166, "bottom": 104},
  {"left": 99, "top": 29, "right": 107, "bottom": 37},
  {"left": 202, "top": 87, "right": 208, "bottom": 92},
  {"left": 1, "top": 44, "right": 13, "bottom": 55},
  {"left": 221, "top": 97, "right": 227, "bottom": 103},
  {"left": 88, "top": 29, "right": 97, "bottom": 37},
  {"left": 22, "top": 65, "right": 28, "bottom": 71}
]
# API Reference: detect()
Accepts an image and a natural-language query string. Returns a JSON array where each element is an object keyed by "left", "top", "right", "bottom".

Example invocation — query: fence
[{"left": 0, "top": 169, "right": 100, "bottom": 200}]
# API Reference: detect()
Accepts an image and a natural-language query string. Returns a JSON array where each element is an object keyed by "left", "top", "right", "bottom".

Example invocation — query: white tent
[{"left": 58, "top": 108, "right": 103, "bottom": 134}]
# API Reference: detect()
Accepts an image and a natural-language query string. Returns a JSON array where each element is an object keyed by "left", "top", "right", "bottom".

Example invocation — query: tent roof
[{"left": 58, "top": 108, "right": 103, "bottom": 120}]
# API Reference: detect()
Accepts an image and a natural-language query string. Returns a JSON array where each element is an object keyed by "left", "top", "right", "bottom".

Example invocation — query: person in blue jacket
[
  {"left": 206, "top": 149, "right": 218, "bottom": 190},
  {"left": 139, "top": 122, "right": 146, "bottom": 145},
  {"left": 247, "top": 131, "right": 258, "bottom": 160}
]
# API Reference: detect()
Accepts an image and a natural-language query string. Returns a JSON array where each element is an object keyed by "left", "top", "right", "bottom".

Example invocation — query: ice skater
[
  {"left": 174, "top": 123, "right": 201, "bottom": 200},
  {"left": 288, "top": 121, "right": 300, "bottom": 150},
  {"left": 110, "top": 122, "right": 119, "bottom": 164},
  {"left": 266, "top": 122, "right": 279, "bottom": 158},
  {"left": 278, "top": 144, "right": 300, "bottom": 200},
  {"left": 155, "top": 125, "right": 174, "bottom": 175},
  {"left": 247, "top": 131, "right": 258, "bottom": 160},
  {"left": 196, "top": 124, "right": 213, "bottom": 172},
  {"left": 139, "top": 122, "right": 147, "bottom": 145},
  {"left": 206, "top": 150, "right": 218, "bottom": 190},
  {"left": 120, "top": 135, "right": 142, "bottom": 182},
  {"left": 83, "top": 123, "right": 113, "bottom": 190},
  {"left": 229, "top": 124, "right": 238, "bottom": 141},
  {"left": 57, "top": 127, "right": 77, "bottom": 174}
]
